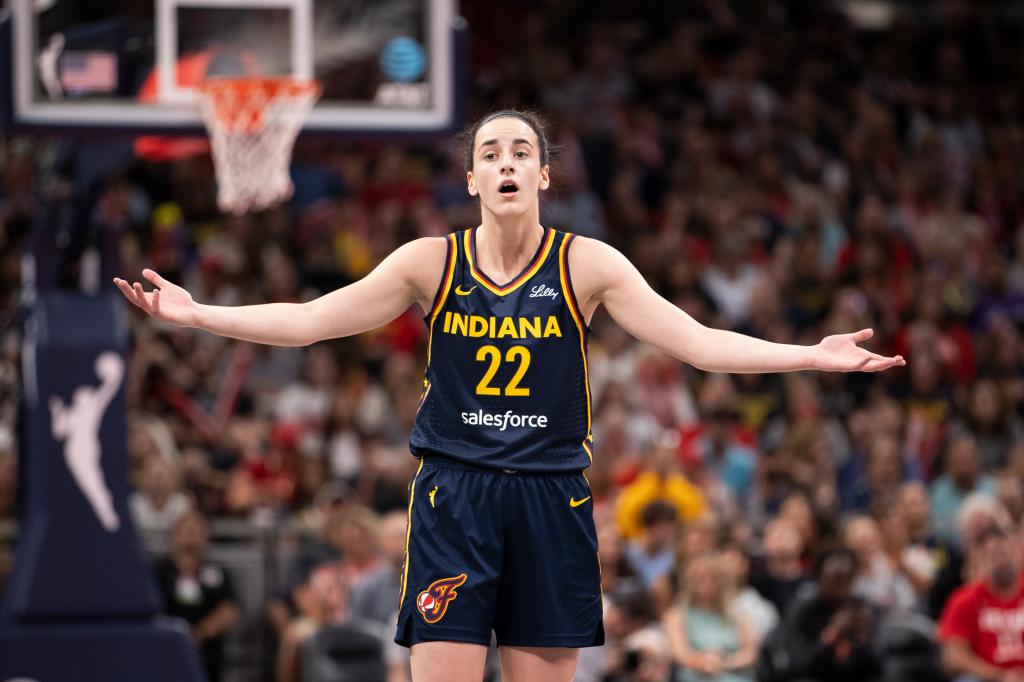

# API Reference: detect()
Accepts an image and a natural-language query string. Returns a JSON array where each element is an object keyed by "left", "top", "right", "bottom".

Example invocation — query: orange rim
[{"left": 198, "top": 76, "right": 322, "bottom": 133}]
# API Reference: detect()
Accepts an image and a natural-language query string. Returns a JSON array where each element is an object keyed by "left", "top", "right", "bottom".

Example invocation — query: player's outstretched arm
[
  {"left": 572, "top": 238, "right": 905, "bottom": 374},
  {"left": 114, "top": 237, "right": 447, "bottom": 347}
]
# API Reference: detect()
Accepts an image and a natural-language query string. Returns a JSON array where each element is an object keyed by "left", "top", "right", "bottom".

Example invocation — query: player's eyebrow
[{"left": 478, "top": 138, "right": 535, "bottom": 152}]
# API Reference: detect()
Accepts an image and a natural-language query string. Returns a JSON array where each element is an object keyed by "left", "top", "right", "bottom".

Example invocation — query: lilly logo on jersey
[
  {"left": 529, "top": 284, "right": 559, "bottom": 301},
  {"left": 416, "top": 573, "right": 468, "bottom": 623}
]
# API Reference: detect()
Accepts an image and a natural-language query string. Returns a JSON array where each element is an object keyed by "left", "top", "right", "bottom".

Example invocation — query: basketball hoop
[{"left": 196, "top": 76, "right": 321, "bottom": 214}]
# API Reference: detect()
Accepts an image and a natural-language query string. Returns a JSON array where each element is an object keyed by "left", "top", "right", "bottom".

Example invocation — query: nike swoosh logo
[
  {"left": 569, "top": 496, "right": 590, "bottom": 508},
  {"left": 454, "top": 285, "right": 477, "bottom": 296}
]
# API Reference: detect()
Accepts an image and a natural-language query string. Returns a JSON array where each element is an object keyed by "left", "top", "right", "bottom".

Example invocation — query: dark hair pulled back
[{"left": 460, "top": 109, "right": 551, "bottom": 172}]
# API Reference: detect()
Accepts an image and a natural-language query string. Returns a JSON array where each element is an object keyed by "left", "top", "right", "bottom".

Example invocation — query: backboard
[{"left": 2, "top": 0, "right": 460, "bottom": 134}]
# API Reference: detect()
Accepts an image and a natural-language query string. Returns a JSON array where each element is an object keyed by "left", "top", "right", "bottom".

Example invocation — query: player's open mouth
[{"left": 499, "top": 181, "right": 519, "bottom": 196}]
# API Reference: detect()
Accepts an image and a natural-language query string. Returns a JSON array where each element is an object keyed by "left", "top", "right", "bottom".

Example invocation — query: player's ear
[
  {"left": 467, "top": 171, "right": 478, "bottom": 197},
  {"left": 539, "top": 164, "right": 550, "bottom": 192}
]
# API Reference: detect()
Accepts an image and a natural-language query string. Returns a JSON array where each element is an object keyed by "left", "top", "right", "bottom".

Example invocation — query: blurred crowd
[{"left": 4, "top": 1, "right": 1024, "bottom": 681}]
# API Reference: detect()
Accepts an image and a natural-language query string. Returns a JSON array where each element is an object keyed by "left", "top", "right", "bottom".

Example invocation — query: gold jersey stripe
[
  {"left": 427, "top": 234, "right": 458, "bottom": 365},
  {"left": 398, "top": 458, "right": 426, "bottom": 608},
  {"left": 557, "top": 233, "right": 593, "bottom": 462}
]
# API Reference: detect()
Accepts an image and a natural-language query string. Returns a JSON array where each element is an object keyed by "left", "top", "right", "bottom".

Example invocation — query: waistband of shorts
[{"left": 420, "top": 453, "right": 583, "bottom": 477}]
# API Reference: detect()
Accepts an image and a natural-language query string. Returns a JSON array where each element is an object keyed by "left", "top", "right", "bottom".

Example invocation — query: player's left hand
[{"left": 812, "top": 328, "right": 906, "bottom": 372}]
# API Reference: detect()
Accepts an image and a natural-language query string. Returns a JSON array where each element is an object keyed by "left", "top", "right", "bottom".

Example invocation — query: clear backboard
[{"left": 2, "top": 0, "right": 461, "bottom": 134}]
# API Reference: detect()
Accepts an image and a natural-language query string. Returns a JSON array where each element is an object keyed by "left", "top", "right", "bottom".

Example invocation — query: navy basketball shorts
[{"left": 394, "top": 456, "right": 605, "bottom": 648}]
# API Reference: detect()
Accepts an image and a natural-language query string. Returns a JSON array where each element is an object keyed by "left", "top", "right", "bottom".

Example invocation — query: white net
[{"left": 196, "top": 78, "right": 321, "bottom": 215}]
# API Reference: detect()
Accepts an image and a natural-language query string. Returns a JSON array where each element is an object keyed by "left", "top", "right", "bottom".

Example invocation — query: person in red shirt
[{"left": 939, "top": 523, "right": 1024, "bottom": 682}]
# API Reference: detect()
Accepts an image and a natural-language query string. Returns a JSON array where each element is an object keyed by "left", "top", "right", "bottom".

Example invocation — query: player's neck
[{"left": 476, "top": 209, "right": 545, "bottom": 278}]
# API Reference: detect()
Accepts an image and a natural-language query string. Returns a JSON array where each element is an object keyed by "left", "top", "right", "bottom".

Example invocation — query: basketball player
[{"left": 115, "top": 110, "right": 905, "bottom": 682}]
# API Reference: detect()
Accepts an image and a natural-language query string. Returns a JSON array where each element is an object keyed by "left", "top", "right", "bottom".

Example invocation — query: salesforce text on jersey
[{"left": 461, "top": 410, "right": 549, "bottom": 431}]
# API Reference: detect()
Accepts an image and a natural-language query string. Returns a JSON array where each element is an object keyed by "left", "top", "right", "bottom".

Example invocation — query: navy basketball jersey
[{"left": 409, "top": 227, "right": 593, "bottom": 471}]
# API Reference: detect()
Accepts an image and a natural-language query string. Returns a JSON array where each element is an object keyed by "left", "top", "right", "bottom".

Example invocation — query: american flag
[{"left": 59, "top": 51, "right": 117, "bottom": 94}]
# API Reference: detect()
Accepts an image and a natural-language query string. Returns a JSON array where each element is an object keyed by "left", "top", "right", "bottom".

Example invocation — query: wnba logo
[{"left": 416, "top": 573, "right": 468, "bottom": 624}]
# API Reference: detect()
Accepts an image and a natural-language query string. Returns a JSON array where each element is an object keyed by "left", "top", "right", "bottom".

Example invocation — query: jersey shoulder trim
[
  {"left": 557, "top": 233, "right": 588, "bottom": 331},
  {"left": 558, "top": 232, "right": 593, "bottom": 461},
  {"left": 428, "top": 233, "right": 458, "bottom": 320},
  {"left": 426, "top": 234, "right": 458, "bottom": 365},
  {"left": 464, "top": 226, "right": 556, "bottom": 296}
]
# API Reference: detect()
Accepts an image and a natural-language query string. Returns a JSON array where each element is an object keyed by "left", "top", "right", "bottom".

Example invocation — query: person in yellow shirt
[{"left": 616, "top": 430, "right": 706, "bottom": 540}]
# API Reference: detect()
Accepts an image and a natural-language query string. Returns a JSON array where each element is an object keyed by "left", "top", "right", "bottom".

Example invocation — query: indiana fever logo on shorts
[{"left": 416, "top": 573, "right": 468, "bottom": 624}]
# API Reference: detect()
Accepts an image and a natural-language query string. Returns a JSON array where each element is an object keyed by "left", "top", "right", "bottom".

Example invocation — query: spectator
[
  {"left": 751, "top": 517, "right": 811, "bottom": 618},
  {"left": 325, "top": 391, "right": 363, "bottom": 483},
  {"left": 701, "top": 232, "right": 765, "bottom": 326},
  {"left": 663, "top": 552, "right": 757, "bottom": 682},
  {"left": 778, "top": 492, "right": 824, "bottom": 563},
  {"left": 880, "top": 498, "right": 936, "bottom": 600},
  {"left": 759, "top": 374, "right": 852, "bottom": 470},
  {"left": 949, "top": 379, "right": 1024, "bottom": 471},
  {"left": 939, "top": 523, "right": 1024, "bottom": 681},
  {"left": 577, "top": 579, "right": 660, "bottom": 682},
  {"left": 271, "top": 503, "right": 387, "bottom": 643},
  {"left": 615, "top": 430, "right": 706, "bottom": 540},
  {"left": 842, "top": 433, "right": 911, "bottom": 513},
  {"left": 225, "top": 420, "right": 300, "bottom": 514},
  {"left": 925, "top": 495, "right": 1017, "bottom": 625},
  {"left": 130, "top": 452, "right": 192, "bottom": 557},
  {"left": 654, "top": 516, "right": 723, "bottom": 609},
  {"left": 632, "top": 348, "right": 700, "bottom": 431},
  {"left": 154, "top": 510, "right": 239, "bottom": 682},
  {"left": 267, "top": 499, "right": 346, "bottom": 638},
  {"left": 896, "top": 481, "right": 970, "bottom": 619},
  {"left": 597, "top": 517, "right": 639, "bottom": 593},
  {"left": 932, "top": 435, "right": 997, "bottom": 543},
  {"left": 904, "top": 350, "right": 957, "bottom": 476},
  {"left": 769, "top": 547, "right": 883, "bottom": 682},
  {"left": 348, "top": 509, "right": 405, "bottom": 626},
  {"left": 292, "top": 452, "right": 330, "bottom": 517},
  {"left": 898, "top": 482, "right": 942, "bottom": 579},
  {"left": 126, "top": 413, "right": 181, "bottom": 480},
  {"left": 273, "top": 344, "right": 338, "bottom": 427},
  {"left": 616, "top": 626, "right": 673, "bottom": 682},
  {"left": 843, "top": 514, "right": 918, "bottom": 612},
  {"left": 624, "top": 500, "right": 679, "bottom": 589},
  {"left": 721, "top": 541, "right": 780, "bottom": 641},
  {"left": 694, "top": 400, "right": 757, "bottom": 503},
  {"left": 275, "top": 561, "right": 391, "bottom": 682}
]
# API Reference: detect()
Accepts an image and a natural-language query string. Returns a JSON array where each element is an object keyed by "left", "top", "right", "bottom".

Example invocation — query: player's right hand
[{"left": 113, "top": 269, "right": 198, "bottom": 327}]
